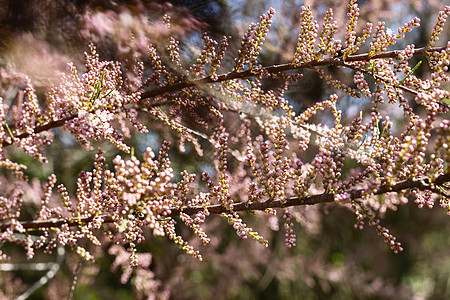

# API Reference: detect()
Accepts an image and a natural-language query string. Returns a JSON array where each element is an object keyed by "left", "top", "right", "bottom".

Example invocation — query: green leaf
[{"left": 400, "top": 60, "right": 422, "bottom": 85}]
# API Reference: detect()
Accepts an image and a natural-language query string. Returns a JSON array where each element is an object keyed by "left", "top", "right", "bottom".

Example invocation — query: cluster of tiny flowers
[
  {"left": 179, "top": 212, "right": 210, "bottom": 245},
  {"left": 316, "top": 68, "right": 361, "bottom": 98},
  {"left": 351, "top": 199, "right": 368, "bottom": 229},
  {"left": 12, "top": 81, "right": 53, "bottom": 162},
  {"left": 164, "top": 219, "right": 203, "bottom": 260},
  {"left": 293, "top": 125, "right": 311, "bottom": 151},
  {"left": 49, "top": 45, "right": 145, "bottom": 152},
  {"left": 202, "top": 166, "right": 263, "bottom": 246},
  {"left": 36, "top": 174, "right": 57, "bottom": 220},
  {"left": 334, "top": 192, "right": 352, "bottom": 203},
  {"left": 317, "top": 149, "right": 345, "bottom": 192},
  {"left": 173, "top": 170, "right": 196, "bottom": 208},
  {"left": 109, "top": 142, "right": 212, "bottom": 260},
  {"left": 175, "top": 172, "right": 211, "bottom": 245},
  {"left": 223, "top": 212, "right": 268, "bottom": 247},
  {"left": 214, "top": 132, "right": 233, "bottom": 210},
  {"left": 146, "top": 44, "right": 171, "bottom": 88},
  {"left": 57, "top": 184, "right": 75, "bottom": 215},
  {"left": 352, "top": 200, "right": 403, "bottom": 253},
  {"left": 209, "top": 36, "right": 230, "bottom": 80},
  {"left": 434, "top": 120, "right": 450, "bottom": 173},
  {"left": 225, "top": 75, "right": 292, "bottom": 114},
  {"left": 234, "top": 8, "right": 275, "bottom": 71},
  {"left": 353, "top": 71, "right": 372, "bottom": 98},
  {"left": 283, "top": 209, "right": 296, "bottom": 248},
  {"left": 0, "top": 153, "right": 26, "bottom": 179},
  {"left": 428, "top": 45, "right": 450, "bottom": 88},
  {"left": 428, "top": 6, "right": 450, "bottom": 47},
  {"left": 0, "top": 192, "right": 23, "bottom": 224},
  {"left": 262, "top": 117, "right": 293, "bottom": 200},
  {"left": 353, "top": 22, "right": 373, "bottom": 56},
  {"left": 19, "top": 142, "right": 212, "bottom": 263},
  {"left": 147, "top": 105, "right": 204, "bottom": 156},
  {"left": 292, "top": 6, "right": 318, "bottom": 64},
  {"left": 395, "top": 44, "right": 417, "bottom": 85},
  {"left": 167, "top": 36, "right": 183, "bottom": 70},
  {"left": 0, "top": 80, "right": 53, "bottom": 163},
  {"left": 189, "top": 34, "right": 220, "bottom": 78},
  {"left": 295, "top": 95, "right": 336, "bottom": 124},
  {"left": 109, "top": 244, "right": 165, "bottom": 298},
  {"left": 375, "top": 59, "right": 402, "bottom": 103},
  {"left": 396, "top": 17, "right": 421, "bottom": 39},
  {"left": 316, "top": 8, "right": 339, "bottom": 58},
  {"left": 261, "top": 140, "right": 281, "bottom": 199},
  {"left": 369, "top": 22, "right": 396, "bottom": 57},
  {"left": 343, "top": 0, "right": 360, "bottom": 57},
  {"left": 291, "top": 158, "right": 306, "bottom": 197},
  {"left": 412, "top": 189, "right": 436, "bottom": 209},
  {"left": 110, "top": 244, "right": 142, "bottom": 283},
  {"left": 377, "top": 224, "right": 403, "bottom": 253}
]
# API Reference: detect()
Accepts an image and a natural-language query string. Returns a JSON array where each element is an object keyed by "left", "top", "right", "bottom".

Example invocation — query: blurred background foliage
[{"left": 0, "top": 0, "right": 449, "bottom": 299}]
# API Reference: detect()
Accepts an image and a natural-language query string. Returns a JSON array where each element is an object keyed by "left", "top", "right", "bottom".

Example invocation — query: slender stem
[{"left": 1, "top": 115, "right": 76, "bottom": 147}]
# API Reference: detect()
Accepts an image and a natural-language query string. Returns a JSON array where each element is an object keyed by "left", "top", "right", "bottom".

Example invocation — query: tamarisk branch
[
  {"left": 1, "top": 46, "right": 447, "bottom": 148},
  {"left": 140, "top": 46, "right": 447, "bottom": 102},
  {"left": 1, "top": 173, "right": 448, "bottom": 232}
]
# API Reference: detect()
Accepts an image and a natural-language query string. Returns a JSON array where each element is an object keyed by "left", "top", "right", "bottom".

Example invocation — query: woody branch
[
  {"left": 1, "top": 46, "right": 447, "bottom": 148},
  {"left": 1, "top": 173, "right": 448, "bottom": 232}
]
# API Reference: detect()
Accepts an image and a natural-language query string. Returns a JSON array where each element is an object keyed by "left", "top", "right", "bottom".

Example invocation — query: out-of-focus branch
[
  {"left": 1, "top": 173, "right": 448, "bottom": 232},
  {"left": 1, "top": 46, "right": 446, "bottom": 148},
  {"left": 15, "top": 247, "right": 65, "bottom": 300}
]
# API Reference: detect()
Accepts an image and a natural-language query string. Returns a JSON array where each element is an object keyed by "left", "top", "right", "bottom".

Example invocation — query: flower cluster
[
  {"left": 50, "top": 45, "right": 146, "bottom": 152},
  {"left": 292, "top": 6, "right": 319, "bottom": 65},
  {"left": 343, "top": 0, "right": 360, "bottom": 58},
  {"left": 234, "top": 8, "right": 275, "bottom": 72},
  {"left": 283, "top": 209, "right": 296, "bottom": 248},
  {"left": 316, "top": 9, "right": 340, "bottom": 59},
  {"left": 428, "top": 6, "right": 450, "bottom": 48}
]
